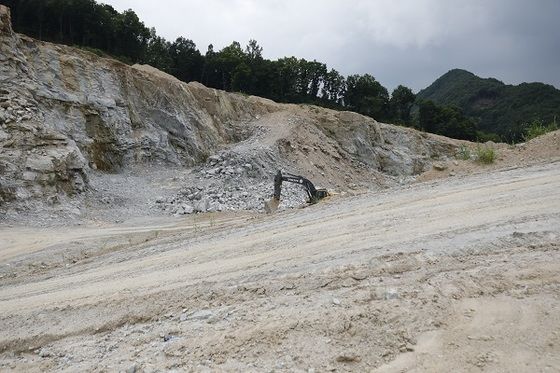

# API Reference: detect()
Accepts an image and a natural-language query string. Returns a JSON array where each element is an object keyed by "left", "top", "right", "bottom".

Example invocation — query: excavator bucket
[
  {"left": 264, "top": 196, "right": 280, "bottom": 214},
  {"left": 264, "top": 171, "right": 283, "bottom": 214}
]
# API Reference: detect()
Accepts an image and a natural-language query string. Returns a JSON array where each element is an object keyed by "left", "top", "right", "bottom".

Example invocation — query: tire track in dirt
[
  {"left": 1, "top": 163, "right": 559, "bottom": 311},
  {"left": 0, "top": 162, "right": 559, "bottom": 371}
]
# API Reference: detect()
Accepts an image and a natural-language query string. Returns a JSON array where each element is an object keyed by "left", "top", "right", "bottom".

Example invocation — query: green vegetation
[
  {"left": 417, "top": 100, "right": 476, "bottom": 141},
  {"left": 475, "top": 145, "right": 497, "bottom": 164},
  {"left": 4, "top": 1, "right": 557, "bottom": 144},
  {"left": 2, "top": 0, "right": 414, "bottom": 125},
  {"left": 523, "top": 119, "right": 558, "bottom": 141},
  {"left": 457, "top": 145, "right": 472, "bottom": 160},
  {"left": 345, "top": 74, "right": 389, "bottom": 121},
  {"left": 389, "top": 85, "right": 416, "bottom": 124},
  {"left": 417, "top": 69, "right": 560, "bottom": 143}
]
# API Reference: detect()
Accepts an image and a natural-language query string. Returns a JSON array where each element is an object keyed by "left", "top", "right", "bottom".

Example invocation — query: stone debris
[
  {"left": 157, "top": 175, "right": 308, "bottom": 214},
  {"left": 185, "top": 309, "right": 215, "bottom": 320},
  {"left": 384, "top": 288, "right": 400, "bottom": 300},
  {"left": 433, "top": 162, "right": 448, "bottom": 171},
  {"left": 37, "top": 348, "right": 52, "bottom": 358},
  {"left": 153, "top": 146, "right": 315, "bottom": 213}
]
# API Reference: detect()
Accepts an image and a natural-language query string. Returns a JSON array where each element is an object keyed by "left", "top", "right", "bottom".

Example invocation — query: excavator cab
[{"left": 264, "top": 170, "right": 328, "bottom": 213}]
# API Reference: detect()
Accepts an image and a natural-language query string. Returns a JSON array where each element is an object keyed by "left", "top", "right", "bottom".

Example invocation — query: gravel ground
[{"left": 0, "top": 161, "right": 559, "bottom": 372}]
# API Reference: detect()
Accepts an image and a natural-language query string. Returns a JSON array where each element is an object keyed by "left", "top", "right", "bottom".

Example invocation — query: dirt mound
[
  {"left": 155, "top": 107, "right": 465, "bottom": 214},
  {"left": 417, "top": 129, "right": 560, "bottom": 183}
]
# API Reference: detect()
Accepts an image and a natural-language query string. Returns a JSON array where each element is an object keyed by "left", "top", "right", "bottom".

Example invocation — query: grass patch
[
  {"left": 456, "top": 144, "right": 471, "bottom": 160},
  {"left": 475, "top": 145, "right": 497, "bottom": 164},
  {"left": 524, "top": 120, "right": 558, "bottom": 141}
]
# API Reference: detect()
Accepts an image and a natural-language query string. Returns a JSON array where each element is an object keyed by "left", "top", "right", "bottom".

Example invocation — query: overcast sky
[{"left": 101, "top": 0, "right": 560, "bottom": 92}]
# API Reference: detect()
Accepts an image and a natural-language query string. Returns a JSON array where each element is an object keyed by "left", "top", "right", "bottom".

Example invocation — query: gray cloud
[{"left": 101, "top": 0, "right": 560, "bottom": 92}]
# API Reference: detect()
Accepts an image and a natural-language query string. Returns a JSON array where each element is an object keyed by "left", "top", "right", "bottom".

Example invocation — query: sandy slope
[{"left": 0, "top": 161, "right": 559, "bottom": 372}]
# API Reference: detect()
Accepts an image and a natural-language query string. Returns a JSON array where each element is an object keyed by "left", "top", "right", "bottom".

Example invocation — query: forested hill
[
  {"left": 417, "top": 69, "right": 560, "bottom": 141},
  {"left": 0, "top": 0, "right": 418, "bottom": 128},
  {"left": 3, "top": 0, "right": 558, "bottom": 143}
]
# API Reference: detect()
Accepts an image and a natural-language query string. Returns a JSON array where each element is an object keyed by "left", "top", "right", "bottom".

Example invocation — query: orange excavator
[{"left": 264, "top": 170, "right": 329, "bottom": 213}]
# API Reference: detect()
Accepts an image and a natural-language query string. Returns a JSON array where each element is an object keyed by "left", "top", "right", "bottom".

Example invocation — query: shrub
[
  {"left": 524, "top": 120, "right": 558, "bottom": 141},
  {"left": 476, "top": 145, "right": 496, "bottom": 164},
  {"left": 456, "top": 144, "right": 471, "bottom": 160},
  {"left": 476, "top": 131, "right": 502, "bottom": 143}
]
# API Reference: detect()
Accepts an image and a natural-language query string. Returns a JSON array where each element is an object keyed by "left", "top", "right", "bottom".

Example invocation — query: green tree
[
  {"left": 231, "top": 63, "right": 251, "bottom": 92},
  {"left": 306, "top": 60, "right": 327, "bottom": 99},
  {"left": 250, "top": 59, "right": 279, "bottom": 99},
  {"left": 389, "top": 85, "right": 415, "bottom": 124},
  {"left": 418, "top": 100, "right": 477, "bottom": 141},
  {"left": 113, "top": 9, "right": 150, "bottom": 62},
  {"left": 275, "top": 57, "right": 300, "bottom": 102},
  {"left": 169, "top": 37, "right": 203, "bottom": 82},
  {"left": 144, "top": 28, "right": 173, "bottom": 72},
  {"left": 322, "top": 69, "right": 346, "bottom": 106},
  {"left": 345, "top": 74, "right": 389, "bottom": 120},
  {"left": 242, "top": 39, "right": 264, "bottom": 94},
  {"left": 245, "top": 39, "right": 263, "bottom": 61},
  {"left": 418, "top": 100, "right": 440, "bottom": 133},
  {"left": 214, "top": 41, "right": 245, "bottom": 90},
  {"left": 200, "top": 44, "right": 218, "bottom": 87}
]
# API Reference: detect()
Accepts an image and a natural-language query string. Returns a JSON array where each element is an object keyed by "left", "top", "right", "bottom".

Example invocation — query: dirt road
[{"left": 1, "top": 161, "right": 559, "bottom": 372}]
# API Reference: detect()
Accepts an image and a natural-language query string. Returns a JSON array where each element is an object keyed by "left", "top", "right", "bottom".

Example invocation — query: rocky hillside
[{"left": 0, "top": 5, "right": 461, "bottom": 216}]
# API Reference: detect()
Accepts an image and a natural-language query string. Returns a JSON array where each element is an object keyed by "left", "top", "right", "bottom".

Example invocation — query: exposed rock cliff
[{"left": 0, "top": 4, "right": 460, "bottom": 214}]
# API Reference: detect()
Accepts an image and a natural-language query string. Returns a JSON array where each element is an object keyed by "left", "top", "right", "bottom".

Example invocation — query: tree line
[{"left": 3, "top": 0, "right": 482, "bottom": 141}]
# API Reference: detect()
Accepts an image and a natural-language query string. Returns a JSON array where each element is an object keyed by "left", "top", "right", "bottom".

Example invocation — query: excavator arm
[
  {"left": 265, "top": 170, "right": 328, "bottom": 213},
  {"left": 274, "top": 171, "right": 319, "bottom": 202}
]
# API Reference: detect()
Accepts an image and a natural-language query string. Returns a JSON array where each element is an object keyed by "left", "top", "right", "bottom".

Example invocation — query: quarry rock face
[
  {"left": 1, "top": 5, "right": 87, "bottom": 204},
  {"left": 0, "top": 4, "right": 460, "bottom": 211},
  {"left": 0, "top": 4, "right": 275, "bottom": 207}
]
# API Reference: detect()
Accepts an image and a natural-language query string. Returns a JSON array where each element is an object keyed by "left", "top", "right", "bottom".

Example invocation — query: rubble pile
[
  {"left": 155, "top": 150, "right": 310, "bottom": 214},
  {"left": 156, "top": 180, "right": 308, "bottom": 215}
]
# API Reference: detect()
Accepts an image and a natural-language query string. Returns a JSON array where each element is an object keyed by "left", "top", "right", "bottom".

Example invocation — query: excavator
[{"left": 264, "top": 170, "right": 328, "bottom": 213}]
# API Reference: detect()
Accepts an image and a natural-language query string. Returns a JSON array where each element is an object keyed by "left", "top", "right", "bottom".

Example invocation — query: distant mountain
[{"left": 417, "top": 69, "right": 560, "bottom": 141}]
